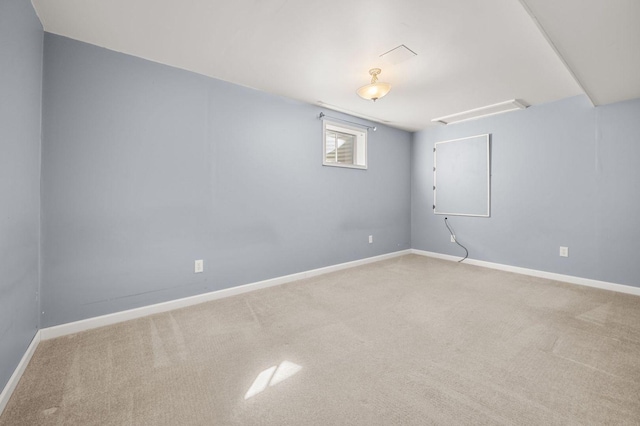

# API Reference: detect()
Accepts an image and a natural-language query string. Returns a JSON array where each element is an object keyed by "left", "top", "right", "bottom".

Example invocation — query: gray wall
[
  {"left": 412, "top": 95, "right": 640, "bottom": 288},
  {"left": 41, "top": 34, "right": 412, "bottom": 327},
  {"left": 0, "top": 0, "right": 43, "bottom": 392}
]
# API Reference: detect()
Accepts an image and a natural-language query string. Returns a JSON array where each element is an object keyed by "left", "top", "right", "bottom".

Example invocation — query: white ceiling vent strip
[{"left": 432, "top": 99, "right": 529, "bottom": 125}]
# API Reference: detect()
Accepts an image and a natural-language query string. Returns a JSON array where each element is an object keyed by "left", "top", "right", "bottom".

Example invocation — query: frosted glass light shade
[{"left": 356, "top": 82, "right": 391, "bottom": 102}]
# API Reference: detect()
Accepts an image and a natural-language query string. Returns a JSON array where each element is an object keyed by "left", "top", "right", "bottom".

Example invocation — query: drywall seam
[
  {"left": 40, "top": 249, "right": 411, "bottom": 340},
  {"left": 412, "top": 249, "right": 640, "bottom": 296},
  {"left": 0, "top": 331, "right": 41, "bottom": 417}
]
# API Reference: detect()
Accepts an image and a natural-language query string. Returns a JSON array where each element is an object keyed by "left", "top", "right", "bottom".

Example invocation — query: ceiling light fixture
[
  {"left": 432, "top": 99, "right": 528, "bottom": 125},
  {"left": 356, "top": 68, "right": 391, "bottom": 102}
]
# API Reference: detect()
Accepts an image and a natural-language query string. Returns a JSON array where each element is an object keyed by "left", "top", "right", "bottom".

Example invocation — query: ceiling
[{"left": 31, "top": 0, "right": 640, "bottom": 132}]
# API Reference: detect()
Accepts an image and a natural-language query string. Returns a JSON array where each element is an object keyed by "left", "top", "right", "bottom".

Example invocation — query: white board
[{"left": 434, "top": 134, "right": 490, "bottom": 217}]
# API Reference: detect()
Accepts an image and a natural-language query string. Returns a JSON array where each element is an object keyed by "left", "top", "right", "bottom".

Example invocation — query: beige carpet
[{"left": 2, "top": 254, "right": 640, "bottom": 425}]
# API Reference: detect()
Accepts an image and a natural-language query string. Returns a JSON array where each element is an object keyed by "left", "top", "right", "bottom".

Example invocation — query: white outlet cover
[
  {"left": 559, "top": 247, "right": 569, "bottom": 257},
  {"left": 368, "top": 235, "right": 373, "bottom": 243},
  {"left": 195, "top": 259, "right": 204, "bottom": 273},
  {"left": 451, "top": 235, "right": 456, "bottom": 243}
]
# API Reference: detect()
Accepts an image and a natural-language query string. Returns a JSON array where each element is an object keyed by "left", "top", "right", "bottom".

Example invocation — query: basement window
[{"left": 322, "top": 120, "right": 367, "bottom": 169}]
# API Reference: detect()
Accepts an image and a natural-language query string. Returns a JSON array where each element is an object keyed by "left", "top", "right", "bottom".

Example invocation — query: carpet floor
[{"left": 2, "top": 254, "right": 640, "bottom": 425}]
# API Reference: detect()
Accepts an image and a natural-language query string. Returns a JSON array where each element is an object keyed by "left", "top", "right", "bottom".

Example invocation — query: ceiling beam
[{"left": 518, "top": 0, "right": 597, "bottom": 106}]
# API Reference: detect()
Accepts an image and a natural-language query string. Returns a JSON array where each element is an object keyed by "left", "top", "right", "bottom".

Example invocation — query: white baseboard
[
  {"left": 40, "top": 249, "right": 411, "bottom": 340},
  {"left": 0, "top": 330, "right": 41, "bottom": 417},
  {"left": 411, "top": 249, "right": 640, "bottom": 296},
  {"left": 1, "top": 250, "right": 406, "bottom": 414},
  {"left": 12, "top": 247, "right": 635, "bottom": 415}
]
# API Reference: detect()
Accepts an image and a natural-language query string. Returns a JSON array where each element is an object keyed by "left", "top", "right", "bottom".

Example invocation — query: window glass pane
[
  {"left": 325, "top": 131, "right": 338, "bottom": 163},
  {"left": 325, "top": 131, "right": 355, "bottom": 164},
  {"left": 336, "top": 133, "right": 354, "bottom": 164}
]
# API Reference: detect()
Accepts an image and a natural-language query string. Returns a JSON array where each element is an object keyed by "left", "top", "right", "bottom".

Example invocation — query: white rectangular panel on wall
[{"left": 434, "top": 134, "right": 490, "bottom": 217}]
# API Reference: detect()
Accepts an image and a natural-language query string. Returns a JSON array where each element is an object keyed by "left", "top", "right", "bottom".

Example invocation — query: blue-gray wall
[
  {"left": 41, "top": 34, "right": 412, "bottom": 327},
  {"left": 5, "top": 18, "right": 638, "bottom": 389},
  {"left": 0, "top": 0, "right": 43, "bottom": 393},
  {"left": 412, "top": 95, "right": 640, "bottom": 288}
]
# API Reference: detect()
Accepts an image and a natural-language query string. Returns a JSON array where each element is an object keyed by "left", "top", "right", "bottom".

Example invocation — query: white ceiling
[
  {"left": 522, "top": 0, "right": 640, "bottom": 106},
  {"left": 31, "top": 0, "right": 640, "bottom": 132}
]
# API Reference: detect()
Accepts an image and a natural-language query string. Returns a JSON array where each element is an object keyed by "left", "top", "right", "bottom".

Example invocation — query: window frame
[{"left": 322, "top": 119, "right": 368, "bottom": 170}]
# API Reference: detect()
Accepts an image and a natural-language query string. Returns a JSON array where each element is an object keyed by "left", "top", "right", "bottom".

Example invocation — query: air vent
[
  {"left": 432, "top": 99, "right": 528, "bottom": 125},
  {"left": 380, "top": 45, "right": 417, "bottom": 64}
]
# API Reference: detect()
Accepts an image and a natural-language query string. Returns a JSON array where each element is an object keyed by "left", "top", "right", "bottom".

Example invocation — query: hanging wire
[{"left": 444, "top": 217, "right": 469, "bottom": 262}]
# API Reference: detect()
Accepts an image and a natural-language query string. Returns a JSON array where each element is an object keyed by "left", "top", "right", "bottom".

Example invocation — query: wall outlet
[
  {"left": 194, "top": 259, "right": 204, "bottom": 273},
  {"left": 559, "top": 246, "right": 569, "bottom": 257},
  {"left": 368, "top": 235, "right": 373, "bottom": 244},
  {"left": 450, "top": 235, "right": 456, "bottom": 243}
]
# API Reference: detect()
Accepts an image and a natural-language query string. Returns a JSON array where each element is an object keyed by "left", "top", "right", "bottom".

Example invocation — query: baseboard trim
[
  {"left": 5, "top": 248, "right": 637, "bottom": 414},
  {"left": 0, "top": 330, "right": 41, "bottom": 417},
  {"left": 411, "top": 249, "right": 640, "bottom": 296},
  {"left": 40, "top": 249, "right": 411, "bottom": 340}
]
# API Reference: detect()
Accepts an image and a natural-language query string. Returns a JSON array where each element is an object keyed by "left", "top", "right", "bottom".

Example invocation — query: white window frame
[{"left": 322, "top": 120, "right": 367, "bottom": 170}]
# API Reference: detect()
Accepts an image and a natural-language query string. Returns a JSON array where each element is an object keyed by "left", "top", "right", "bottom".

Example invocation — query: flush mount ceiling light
[
  {"left": 432, "top": 99, "right": 529, "bottom": 125},
  {"left": 356, "top": 68, "right": 391, "bottom": 102}
]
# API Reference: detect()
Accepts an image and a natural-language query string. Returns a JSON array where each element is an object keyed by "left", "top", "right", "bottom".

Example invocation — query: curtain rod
[{"left": 318, "top": 112, "right": 377, "bottom": 132}]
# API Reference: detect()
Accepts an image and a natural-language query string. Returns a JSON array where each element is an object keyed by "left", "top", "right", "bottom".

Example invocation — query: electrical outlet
[
  {"left": 368, "top": 235, "right": 373, "bottom": 244},
  {"left": 450, "top": 235, "right": 456, "bottom": 243},
  {"left": 559, "top": 247, "right": 569, "bottom": 257},
  {"left": 194, "top": 259, "right": 204, "bottom": 273}
]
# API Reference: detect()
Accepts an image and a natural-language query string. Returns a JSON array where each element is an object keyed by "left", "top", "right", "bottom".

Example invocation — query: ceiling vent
[
  {"left": 380, "top": 45, "right": 417, "bottom": 64},
  {"left": 432, "top": 99, "right": 529, "bottom": 125}
]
